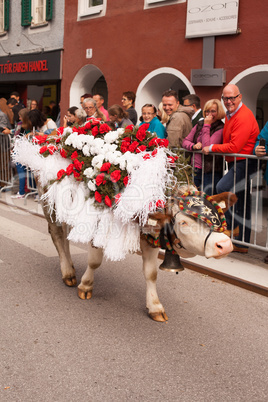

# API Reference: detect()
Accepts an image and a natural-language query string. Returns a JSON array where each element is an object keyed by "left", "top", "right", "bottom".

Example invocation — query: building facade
[
  {"left": 61, "top": 0, "right": 268, "bottom": 129},
  {"left": 0, "top": 0, "right": 64, "bottom": 110}
]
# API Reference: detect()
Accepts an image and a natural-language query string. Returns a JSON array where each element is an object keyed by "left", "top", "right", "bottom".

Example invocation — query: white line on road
[{"left": 0, "top": 216, "right": 87, "bottom": 257}]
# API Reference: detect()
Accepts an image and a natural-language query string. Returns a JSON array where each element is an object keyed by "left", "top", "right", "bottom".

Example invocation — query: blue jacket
[
  {"left": 254, "top": 121, "right": 268, "bottom": 183},
  {"left": 140, "top": 116, "right": 166, "bottom": 139}
]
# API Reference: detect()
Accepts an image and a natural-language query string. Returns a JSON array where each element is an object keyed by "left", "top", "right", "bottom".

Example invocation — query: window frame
[
  {"left": 144, "top": 0, "right": 186, "bottom": 9},
  {"left": 0, "top": 0, "right": 9, "bottom": 34},
  {"left": 78, "top": 0, "right": 106, "bottom": 19}
]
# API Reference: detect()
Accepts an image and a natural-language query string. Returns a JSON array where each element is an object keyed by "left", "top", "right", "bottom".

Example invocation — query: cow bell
[{"left": 159, "top": 249, "right": 184, "bottom": 273}]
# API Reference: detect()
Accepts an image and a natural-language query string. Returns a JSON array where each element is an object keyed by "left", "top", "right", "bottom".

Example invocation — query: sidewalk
[{"left": 1, "top": 188, "right": 268, "bottom": 294}]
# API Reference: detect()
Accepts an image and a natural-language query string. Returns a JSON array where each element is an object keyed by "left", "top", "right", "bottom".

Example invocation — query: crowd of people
[{"left": 1, "top": 86, "right": 268, "bottom": 259}]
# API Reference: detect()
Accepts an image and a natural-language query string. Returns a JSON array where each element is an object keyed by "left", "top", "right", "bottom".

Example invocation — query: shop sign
[
  {"left": 191, "top": 68, "right": 226, "bottom": 86},
  {"left": 0, "top": 50, "right": 62, "bottom": 82},
  {"left": 186, "top": 0, "right": 239, "bottom": 38}
]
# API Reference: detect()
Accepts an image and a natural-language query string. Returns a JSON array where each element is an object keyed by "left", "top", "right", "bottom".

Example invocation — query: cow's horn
[{"left": 159, "top": 249, "right": 184, "bottom": 274}]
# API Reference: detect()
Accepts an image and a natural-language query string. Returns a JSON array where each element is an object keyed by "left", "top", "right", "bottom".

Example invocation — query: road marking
[{"left": 0, "top": 216, "right": 87, "bottom": 257}]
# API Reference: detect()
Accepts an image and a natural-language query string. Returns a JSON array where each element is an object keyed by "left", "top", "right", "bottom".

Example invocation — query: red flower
[
  {"left": 152, "top": 149, "right": 158, "bottom": 157},
  {"left": 91, "top": 126, "right": 99, "bottom": 137},
  {"left": 39, "top": 145, "right": 48, "bottom": 154},
  {"left": 143, "top": 153, "right": 150, "bottom": 160},
  {"left": 60, "top": 148, "right": 67, "bottom": 158},
  {"left": 121, "top": 137, "right": 131, "bottom": 153},
  {"left": 156, "top": 199, "right": 165, "bottom": 209},
  {"left": 84, "top": 121, "right": 92, "bottom": 130},
  {"left": 95, "top": 173, "right": 106, "bottom": 186},
  {"left": 125, "top": 124, "right": 134, "bottom": 131},
  {"left": 159, "top": 139, "right": 169, "bottom": 148},
  {"left": 168, "top": 156, "right": 175, "bottom": 164},
  {"left": 55, "top": 137, "right": 61, "bottom": 143},
  {"left": 71, "top": 151, "right": 78, "bottom": 159},
  {"left": 104, "top": 195, "right": 112, "bottom": 207},
  {"left": 128, "top": 141, "right": 139, "bottom": 153},
  {"left": 57, "top": 127, "right": 64, "bottom": 135},
  {"left": 73, "top": 159, "right": 84, "bottom": 171},
  {"left": 99, "top": 123, "right": 111, "bottom": 134},
  {"left": 34, "top": 135, "right": 48, "bottom": 144},
  {"left": 57, "top": 169, "right": 66, "bottom": 180},
  {"left": 123, "top": 175, "right": 129, "bottom": 186},
  {"left": 95, "top": 191, "right": 102, "bottom": 203},
  {"left": 110, "top": 170, "right": 121, "bottom": 183},
  {"left": 47, "top": 145, "right": 57, "bottom": 155},
  {"left": 123, "top": 137, "right": 131, "bottom": 143},
  {"left": 100, "top": 162, "right": 111, "bottom": 172},
  {"left": 136, "top": 145, "right": 147, "bottom": 153},
  {"left": 66, "top": 164, "right": 74, "bottom": 175},
  {"left": 136, "top": 124, "right": 149, "bottom": 141},
  {"left": 90, "top": 118, "right": 101, "bottom": 126},
  {"left": 115, "top": 193, "right": 121, "bottom": 204},
  {"left": 73, "top": 171, "right": 81, "bottom": 180},
  {"left": 77, "top": 126, "right": 87, "bottom": 135},
  {"left": 148, "top": 138, "right": 158, "bottom": 147}
]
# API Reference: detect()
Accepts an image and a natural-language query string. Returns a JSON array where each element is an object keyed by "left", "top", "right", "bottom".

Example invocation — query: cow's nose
[{"left": 215, "top": 238, "right": 233, "bottom": 256}]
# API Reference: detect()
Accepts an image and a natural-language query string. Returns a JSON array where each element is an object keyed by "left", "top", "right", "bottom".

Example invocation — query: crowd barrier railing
[
  {"left": 182, "top": 149, "right": 268, "bottom": 252},
  {"left": 0, "top": 133, "right": 14, "bottom": 195}
]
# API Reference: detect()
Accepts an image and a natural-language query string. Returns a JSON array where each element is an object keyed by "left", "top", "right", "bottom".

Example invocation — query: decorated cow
[{"left": 13, "top": 120, "right": 236, "bottom": 321}]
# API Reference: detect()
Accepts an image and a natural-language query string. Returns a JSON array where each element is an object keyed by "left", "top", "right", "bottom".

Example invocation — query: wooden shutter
[
  {"left": 46, "top": 0, "right": 53, "bottom": 21},
  {"left": 4, "top": 0, "right": 9, "bottom": 31},
  {"left": 21, "top": 0, "right": 32, "bottom": 26}
]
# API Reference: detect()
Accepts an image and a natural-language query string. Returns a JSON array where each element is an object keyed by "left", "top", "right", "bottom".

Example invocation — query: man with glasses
[
  {"left": 183, "top": 94, "right": 203, "bottom": 127},
  {"left": 203, "top": 84, "right": 259, "bottom": 252}
]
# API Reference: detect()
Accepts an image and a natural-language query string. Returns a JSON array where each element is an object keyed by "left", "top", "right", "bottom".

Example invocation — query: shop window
[
  {"left": 0, "top": 0, "right": 9, "bottom": 34},
  {"left": 144, "top": 0, "right": 186, "bottom": 9},
  {"left": 21, "top": 0, "right": 53, "bottom": 27},
  {"left": 78, "top": 0, "right": 106, "bottom": 18}
]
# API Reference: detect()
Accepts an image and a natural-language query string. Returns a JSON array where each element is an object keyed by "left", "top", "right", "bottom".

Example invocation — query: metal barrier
[
  {"left": 0, "top": 133, "right": 14, "bottom": 194},
  {"left": 182, "top": 149, "right": 268, "bottom": 252}
]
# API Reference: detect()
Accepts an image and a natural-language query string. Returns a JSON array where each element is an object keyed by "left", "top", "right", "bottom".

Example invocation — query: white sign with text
[{"left": 186, "top": 0, "right": 239, "bottom": 38}]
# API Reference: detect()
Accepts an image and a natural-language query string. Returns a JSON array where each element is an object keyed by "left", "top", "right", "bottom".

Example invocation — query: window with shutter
[
  {"left": 78, "top": 0, "right": 106, "bottom": 18},
  {"left": 21, "top": 0, "right": 32, "bottom": 26}
]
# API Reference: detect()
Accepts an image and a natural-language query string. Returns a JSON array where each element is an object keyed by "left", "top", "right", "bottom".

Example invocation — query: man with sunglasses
[{"left": 203, "top": 84, "right": 259, "bottom": 252}]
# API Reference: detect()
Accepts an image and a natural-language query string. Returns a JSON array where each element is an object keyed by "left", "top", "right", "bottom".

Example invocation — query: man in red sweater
[{"left": 203, "top": 84, "right": 259, "bottom": 252}]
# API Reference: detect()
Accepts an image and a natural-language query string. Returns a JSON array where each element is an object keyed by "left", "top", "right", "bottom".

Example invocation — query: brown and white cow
[{"left": 39, "top": 183, "right": 237, "bottom": 322}]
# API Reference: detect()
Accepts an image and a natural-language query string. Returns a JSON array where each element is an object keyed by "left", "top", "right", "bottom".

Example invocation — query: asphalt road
[{"left": 1, "top": 201, "right": 268, "bottom": 401}]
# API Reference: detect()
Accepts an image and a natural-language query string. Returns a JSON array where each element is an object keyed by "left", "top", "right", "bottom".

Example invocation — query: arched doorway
[
  {"left": 136, "top": 67, "right": 194, "bottom": 116},
  {"left": 230, "top": 65, "right": 268, "bottom": 129},
  {"left": 69, "top": 65, "right": 108, "bottom": 108}
]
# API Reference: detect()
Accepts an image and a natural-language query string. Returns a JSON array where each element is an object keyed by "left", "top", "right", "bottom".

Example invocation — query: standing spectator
[
  {"left": 157, "top": 102, "right": 169, "bottom": 126},
  {"left": 6, "top": 98, "right": 18, "bottom": 128},
  {"left": 93, "top": 94, "right": 109, "bottom": 121},
  {"left": 83, "top": 98, "right": 106, "bottom": 121},
  {"left": 63, "top": 106, "right": 78, "bottom": 127},
  {"left": 108, "top": 104, "right": 133, "bottom": 128},
  {"left": 121, "top": 91, "right": 138, "bottom": 125},
  {"left": 0, "top": 98, "right": 13, "bottom": 127},
  {"left": 28, "top": 109, "right": 57, "bottom": 135},
  {"left": 74, "top": 108, "right": 87, "bottom": 126},
  {"left": 10, "top": 91, "right": 25, "bottom": 124},
  {"left": 139, "top": 104, "right": 165, "bottom": 139},
  {"left": 162, "top": 89, "right": 194, "bottom": 148},
  {"left": 80, "top": 93, "right": 92, "bottom": 106},
  {"left": 203, "top": 84, "right": 259, "bottom": 252},
  {"left": 182, "top": 99, "right": 225, "bottom": 194},
  {"left": 183, "top": 94, "right": 203, "bottom": 127},
  {"left": 30, "top": 100, "right": 39, "bottom": 110}
]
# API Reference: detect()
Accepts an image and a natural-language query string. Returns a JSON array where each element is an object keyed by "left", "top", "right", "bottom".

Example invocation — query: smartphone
[{"left": 260, "top": 138, "right": 266, "bottom": 147}]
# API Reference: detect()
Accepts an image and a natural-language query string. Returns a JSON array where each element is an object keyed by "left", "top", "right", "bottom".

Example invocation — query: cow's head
[{"left": 148, "top": 191, "right": 237, "bottom": 259}]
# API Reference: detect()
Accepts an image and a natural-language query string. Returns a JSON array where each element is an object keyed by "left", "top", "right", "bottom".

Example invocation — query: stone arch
[
  {"left": 69, "top": 64, "right": 108, "bottom": 107},
  {"left": 136, "top": 67, "right": 194, "bottom": 116}
]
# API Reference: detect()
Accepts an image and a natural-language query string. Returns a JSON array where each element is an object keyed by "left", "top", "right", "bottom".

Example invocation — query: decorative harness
[{"left": 145, "top": 191, "right": 227, "bottom": 254}]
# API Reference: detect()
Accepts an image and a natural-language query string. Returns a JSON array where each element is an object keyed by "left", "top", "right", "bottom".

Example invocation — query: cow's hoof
[
  {"left": 63, "top": 276, "right": 77, "bottom": 287},
  {"left": 78, "top": 288, "right": 92, "bottom": 300},
  {"left": 149, "top": 311, "right": 168, "bottom": 322}
]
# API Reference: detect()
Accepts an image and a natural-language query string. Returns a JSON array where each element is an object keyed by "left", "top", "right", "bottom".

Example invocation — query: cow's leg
[
  {"left": 140, "top": 238, "right": 168, "bottom": 322},
  {"left": 47, "top": 219, "right": 77, "bottom": 286},
  {"left": 78, "top": 244, "right": 103, "bottom": 300}
]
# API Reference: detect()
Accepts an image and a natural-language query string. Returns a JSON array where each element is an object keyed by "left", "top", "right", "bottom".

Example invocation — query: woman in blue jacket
[{"left": 139, "top": 104, "right": 166, "bottom": 139}]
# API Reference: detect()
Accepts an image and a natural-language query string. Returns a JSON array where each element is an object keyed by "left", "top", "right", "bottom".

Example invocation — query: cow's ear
[{"left": 210, "top": 192, "right": 237, "bottom": 213}]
